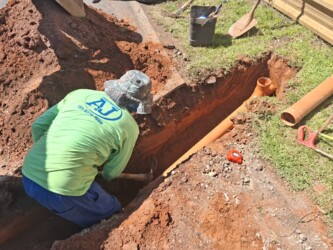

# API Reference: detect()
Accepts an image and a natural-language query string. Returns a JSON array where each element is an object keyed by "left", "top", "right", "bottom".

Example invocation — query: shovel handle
[
  {"left": 249, "top": 0, "right": 261, "bottom": 17},
  {"left": 318, "top": 114, "right": 333, "bottom": 133},
  {"left": 174, "top": 0, "right": 195, "bottom": 16},
  {"left": 242, "top": 0, "right": 261, "bottom": 29},
  {"left": 314, "top": 148, "right": 333, "bottom": 160},
  {"left": 201, "top": 3, "right": 223, "bottom": 27},
  {"left": 297, "top": 125, "right": 318, "bottom": 149}
]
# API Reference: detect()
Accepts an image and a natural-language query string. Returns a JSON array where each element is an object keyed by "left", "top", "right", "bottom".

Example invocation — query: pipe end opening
[
  {"left": 257, "top": 77, "right": 272, "bottom": 87},
  {"left": 281, "top": 112, "right": 296, "bottom": 126}
]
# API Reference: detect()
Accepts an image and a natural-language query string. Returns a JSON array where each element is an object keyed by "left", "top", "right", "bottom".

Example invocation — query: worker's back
[{"left": 22, "top": 89, "right": 139, "bottom": 196}]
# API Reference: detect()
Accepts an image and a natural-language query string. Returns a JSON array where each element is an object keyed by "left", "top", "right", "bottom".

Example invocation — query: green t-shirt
[{"left": 22, "top": 89, "right": 139, "bottom": 196}]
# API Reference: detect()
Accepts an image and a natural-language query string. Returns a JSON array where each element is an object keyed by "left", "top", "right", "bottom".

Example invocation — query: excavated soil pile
[
  {"left": 0, "top": 0, "right": 333, "bottom": 250},
  {"left": 0, "top": 0, "right": 171, "bottom": 176}
]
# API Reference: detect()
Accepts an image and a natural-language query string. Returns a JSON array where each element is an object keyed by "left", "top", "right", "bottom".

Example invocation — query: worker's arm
[
  {"left": 102, "top": 137, "right": 137, "bottom": 181},
  {"left": 31, "top": 104, "right": 59, "bottom": 142},
  {"left": 31, "top": 97, "right": 67, "bottom": 142}
]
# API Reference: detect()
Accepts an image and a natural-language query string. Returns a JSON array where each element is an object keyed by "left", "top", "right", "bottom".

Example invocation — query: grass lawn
[{"left": 147, "top": 0, "right": 333, "bottom": 232}]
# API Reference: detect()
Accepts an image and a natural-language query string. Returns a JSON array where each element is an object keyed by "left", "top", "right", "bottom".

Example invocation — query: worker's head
[{"left": 104, "top": 70, "right": 153, "bottom": 114}]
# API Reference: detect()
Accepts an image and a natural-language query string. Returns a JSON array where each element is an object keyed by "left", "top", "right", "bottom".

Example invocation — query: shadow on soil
[{"left": 33, "top": 0, "right": 143, "bottom": 105}]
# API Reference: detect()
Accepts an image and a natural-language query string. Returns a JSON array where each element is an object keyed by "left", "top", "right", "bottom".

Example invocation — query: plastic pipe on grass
[
  {"left": 281, "top": 75, "right": 333, "bottom": 127},
  {"left": 162, "top": 77, "right": 276, "bottom": 177}
]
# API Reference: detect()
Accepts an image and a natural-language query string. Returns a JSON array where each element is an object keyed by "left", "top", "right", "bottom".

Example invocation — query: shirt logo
[{"left": 85, "top": 95, "right": 123, "bottom": 121}]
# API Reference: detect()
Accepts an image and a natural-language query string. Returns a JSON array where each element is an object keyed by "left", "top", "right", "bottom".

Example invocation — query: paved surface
[{"left": 84, "top": 0, "right": 160, "bottom": 43}]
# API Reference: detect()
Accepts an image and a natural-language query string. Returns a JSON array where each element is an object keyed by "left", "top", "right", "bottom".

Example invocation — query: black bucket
[{"left": 189, "top": 6, "right": 217, "bottom": 47}]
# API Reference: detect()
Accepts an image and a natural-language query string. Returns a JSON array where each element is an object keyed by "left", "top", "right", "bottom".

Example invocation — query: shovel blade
[
  {"left": 228, "top": 13, "right": 257, "bottom": 38},
  {"left": 56, "top": 0, "right": 86, "bottom": 17}
]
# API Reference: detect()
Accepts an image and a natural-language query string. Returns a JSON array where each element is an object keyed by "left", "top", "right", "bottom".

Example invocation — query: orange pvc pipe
[
  {"left": 281, "top": 75, "right": 333, "bottom": 126},
  {"left": 162, "top": 77, "right": 275, "bottom": 177}
]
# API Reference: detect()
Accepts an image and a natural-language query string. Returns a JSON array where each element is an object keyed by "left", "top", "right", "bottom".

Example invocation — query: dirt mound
[{"left": 0, "top": 0, "right": 171, "bottom": 175}]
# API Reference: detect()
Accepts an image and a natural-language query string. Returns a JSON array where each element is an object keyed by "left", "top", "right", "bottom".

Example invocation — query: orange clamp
[{"left": 227, "top": 149, "right": 243, "bottom": 164}]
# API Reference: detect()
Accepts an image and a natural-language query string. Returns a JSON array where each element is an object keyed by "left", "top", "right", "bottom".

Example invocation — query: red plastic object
[
  {"left": 227, "top": 149, "right": 243, "bottom": 164},
  {"left": 297, "top": 125, "right": 319, "bottom": 149}
]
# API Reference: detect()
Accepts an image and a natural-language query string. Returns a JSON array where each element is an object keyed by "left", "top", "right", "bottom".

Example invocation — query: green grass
[
  {"left": 147, "top": 0, "right": 333, "bottom": 229},
  {"left": 149, "top": 0, "right": 321, "bottom": 75}
]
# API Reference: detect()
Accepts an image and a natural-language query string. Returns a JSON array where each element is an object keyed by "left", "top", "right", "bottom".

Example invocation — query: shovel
[
  {"left": 228, "top": 0, "right": 261, "bottom": 38},
  {"left": 55, "top": 0, "right": 86, "bottom": 17},
  {"left": 161, "top": 0, "right": 195, "bottom": 18},
  {"left": 201, "top": 3, "right": 223, "bottom": 27}
]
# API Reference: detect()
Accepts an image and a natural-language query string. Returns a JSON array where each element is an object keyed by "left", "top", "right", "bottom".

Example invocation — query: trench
[
  {"left": 0, "top": 55, "right": 295, "bottom": 249},
  {"left": 98, "top": 56, "right": 273, "bottom": 206}
]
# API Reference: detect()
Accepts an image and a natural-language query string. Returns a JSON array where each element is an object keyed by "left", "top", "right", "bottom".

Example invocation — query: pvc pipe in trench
[
  {"left": 162, "top": 77, "right": 276, "bottom": 177},
  {"left": 281, "top": 75, "right": 333, "bottom": 126}
]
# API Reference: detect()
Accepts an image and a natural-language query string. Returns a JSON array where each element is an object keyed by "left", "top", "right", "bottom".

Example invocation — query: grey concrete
[
  {"left": 0, "top": 0, "right": 7, "bottom": 9},
  {"left": 84, "top": 0, "right": 160, "bottom": 43}
]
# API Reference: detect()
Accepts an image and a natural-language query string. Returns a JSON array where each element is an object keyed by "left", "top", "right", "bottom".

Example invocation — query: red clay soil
[
  {"left": 0, "top": 0, "right": 171, "bottom": 176},
  {"left": 1, "top": 1, "right": 333, "bottom": 250},
  {"left": 52, "top": 112, "right": 333, "bottom": 250}
]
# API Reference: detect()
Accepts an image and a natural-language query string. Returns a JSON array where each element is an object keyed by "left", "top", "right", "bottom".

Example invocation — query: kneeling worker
[{"left": 22, "top": 70, "right": 153, "bottom": 228}]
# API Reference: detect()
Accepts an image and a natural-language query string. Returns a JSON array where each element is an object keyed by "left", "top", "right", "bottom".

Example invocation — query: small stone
[
  {"left": 204, "top": 147, "right": 211, "bottom": 155},
  {"left": 205, "top": 75, "right": 217, "bottom": 85},
  {"left": 243, "top": 178, "right": 251, "bottom": 184},
  {"left": 181, "top": 177, "right": 188, "bottom": 183},
  {"left": 299, "top": 234, "right": 307, "bottom": 242},
  {"left": 255, "top": 165, "right": 263, "bottom": 171},
  {"left": 163, "top": 178, "right": 172, "bottom": 186},
  {"left": 295, "top": 229, "right": 302, "bottom": 234},
  {"left": 208, "top": 171, "right": 218, "bottom": 177},
  {"left": 202, "top": 169, "right": 209, "bottom": 174}
]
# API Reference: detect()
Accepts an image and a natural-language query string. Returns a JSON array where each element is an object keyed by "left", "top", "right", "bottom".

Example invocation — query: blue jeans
[{"left": 22, "top": 175, "right": 122, "bottom": 228}]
